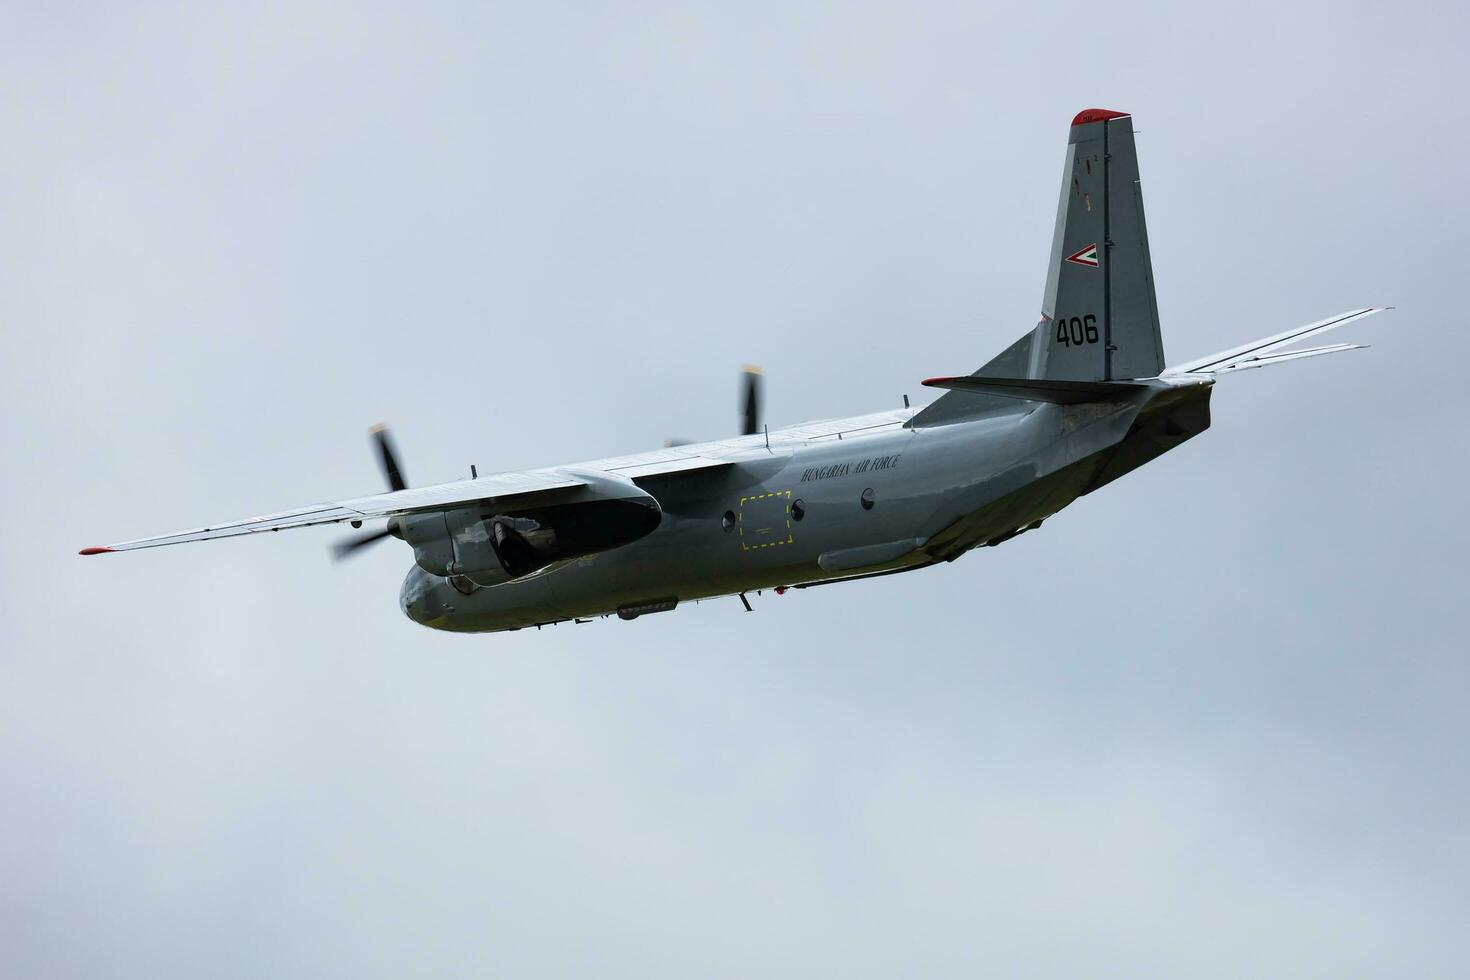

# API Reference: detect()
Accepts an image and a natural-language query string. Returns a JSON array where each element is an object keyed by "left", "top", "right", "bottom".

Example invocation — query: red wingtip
[
  {"left": 1071, "top": 108, "right": 1130, "bottom": 127},
  {"left": 921, "top": 377, "right": 960, "bottom": 388},
  {"left": 79, "top": 546, "right": 115, "bottom": 556}
]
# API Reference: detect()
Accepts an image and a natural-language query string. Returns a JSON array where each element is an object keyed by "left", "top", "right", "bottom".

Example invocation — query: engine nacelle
[
  {"left": 395, "top": 511, "right": 461, "bottom": 578},
  {"left": 396, "top": 507, "right": 518, "bottom": 586},
  {"left": 395, "top": 482, "right": 662, "bottom": 589}
]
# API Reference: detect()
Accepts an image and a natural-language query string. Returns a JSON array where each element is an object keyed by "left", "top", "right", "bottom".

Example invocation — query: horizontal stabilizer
[
  {"left": 1162, "top": 308, "right": 1387, "bottom": 377},
  {"left": 921, "top": 375, "right": 1149, "bottom": 404},
  {"left": 1206, "top": 342, "right": 1367, "bottom": 373}
]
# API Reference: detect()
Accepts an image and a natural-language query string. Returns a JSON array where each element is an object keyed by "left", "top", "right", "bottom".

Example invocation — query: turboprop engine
[
  {"left": 389, "top": 473, "right": 662, "bottom": 593},
  {"left": 329, "top": 430, "right": 662, "bottom": 593}
]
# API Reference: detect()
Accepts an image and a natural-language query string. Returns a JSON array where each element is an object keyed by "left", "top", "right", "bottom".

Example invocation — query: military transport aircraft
[{"left": 80, "top": 109, "right": 1387, "bottom": 633}]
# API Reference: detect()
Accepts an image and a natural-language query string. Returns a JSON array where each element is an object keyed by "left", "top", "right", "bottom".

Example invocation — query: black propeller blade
[
  {"left": 332, "top": 424, "right": 409, "bottom": 561},
  {"left": 371, "top": 423, "right": 408, "bottom": 492},
  {"left": 331, "top": 526, "right": 395, "bottom": 561},
  {"left": 741, "top": 365, "right": 763, "bottom": 436}
]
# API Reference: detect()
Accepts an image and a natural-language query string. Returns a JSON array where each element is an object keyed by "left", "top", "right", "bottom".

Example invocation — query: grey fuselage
[{"left": 400, "top": 379, "right": 1212, "bottom": 632}]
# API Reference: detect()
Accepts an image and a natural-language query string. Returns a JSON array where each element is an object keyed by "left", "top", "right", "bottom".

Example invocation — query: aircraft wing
[
  {"left": 78, "top": 448, "right": 739, "bottom": 556},
  {"left": 79, "top": 470, "right": 586, "bottom": 555},
  {"left": 599, "top": 451, "right": 732, "bottom": 481},
  {"left": 1161, "top": 308, "right": 1387, "bottom": 376}
]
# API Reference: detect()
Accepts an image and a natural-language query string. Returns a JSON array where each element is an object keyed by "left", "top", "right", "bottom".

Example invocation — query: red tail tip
[
  {"left": 79, "top": 546, "right": 115, "bottom": 556},
  {"left": 1071, "top": 108, "right": 1130, "bottom": 126}
]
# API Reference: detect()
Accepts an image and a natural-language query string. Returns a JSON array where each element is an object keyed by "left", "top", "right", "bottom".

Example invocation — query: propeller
[
  {"left": 331, "top": 525, "right": 395, "bottom": 561},
  {"left": 371, "top": 423, "right": 408, "bottom": 491},
  {"left": 665, "top": 366, "right": 765, "bottom": 445},
  {"left": 740, "top": 365, "right": 763, "bottom": 436},
  {"left": 331, "top": 423, "right": 409, "bottom": 561}
]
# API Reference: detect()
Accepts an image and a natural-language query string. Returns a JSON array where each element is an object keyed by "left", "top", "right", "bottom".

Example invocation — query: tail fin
[
  {"left": 914, "top": 110, "right": 1164, "bottom": 425},
  {"left": 1039, "top": 109, "right": 1164, "bottom": 381}
]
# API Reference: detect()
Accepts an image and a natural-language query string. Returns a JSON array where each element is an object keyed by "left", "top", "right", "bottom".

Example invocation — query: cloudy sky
[{"left": 4, "top": 2, "right": 1467, "bottom": 976}]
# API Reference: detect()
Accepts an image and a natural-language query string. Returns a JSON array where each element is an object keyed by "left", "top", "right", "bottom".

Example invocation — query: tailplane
[
  {"left": 920, "top": 375, "right": 1148, "bottom": 405},
  {"left": 1160, "top": 307, "right": 1386, "bottom": 376}
]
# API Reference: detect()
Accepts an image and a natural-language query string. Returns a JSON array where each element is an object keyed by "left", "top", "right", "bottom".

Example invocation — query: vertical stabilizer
[
  {"left": 1039, "top": 109, "right": 1164, "bottom": 382},
  {"left": 913, "top": 109, "right": 1164, "bottom": 426}
]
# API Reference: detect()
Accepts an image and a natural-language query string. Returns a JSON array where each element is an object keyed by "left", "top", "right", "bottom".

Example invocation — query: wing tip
[
  {"left": 921, "top": 377, "right": 960, "bottom": 388},
  {"left": 79, "top": 546, "right": 116, "bottom": 556}
]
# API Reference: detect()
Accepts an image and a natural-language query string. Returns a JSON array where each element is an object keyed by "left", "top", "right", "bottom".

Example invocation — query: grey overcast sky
[{"left": 4, "top": 2, "right": 1467, "bottom": 976}]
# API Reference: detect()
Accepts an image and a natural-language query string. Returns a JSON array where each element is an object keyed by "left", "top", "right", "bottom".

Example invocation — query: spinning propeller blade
[
  {"left": 665, "top": 365, "right": 766, "bottom": 445},
  {"left": 331, "top": 424, "right": 409, "bottom": 561},
  {"left": 331, "top": 526, "right": 395, "bottom": 561},
  {"left": 741, "top": 365, "right": 762, "bottom": 436},
  {"left": 371, "top": 423, "right": 408, "bottom": 492}
]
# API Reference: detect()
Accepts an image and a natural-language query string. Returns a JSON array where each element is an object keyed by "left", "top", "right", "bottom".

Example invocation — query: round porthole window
[
  {"left": 860, "top": 488, "right": 875, "bottom": 510},
  {"left": 722, "top": 510, "right": 736, "bottom": 533},
  {"left": 790, "top": 498, "right": 805, "bottom": 521}
]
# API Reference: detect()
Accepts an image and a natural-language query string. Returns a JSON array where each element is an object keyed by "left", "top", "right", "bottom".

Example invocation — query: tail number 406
[{"left": 1055, "top": 314, "right": 1099, "bottom": 347}]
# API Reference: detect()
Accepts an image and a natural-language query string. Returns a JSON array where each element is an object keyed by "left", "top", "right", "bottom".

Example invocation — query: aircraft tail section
[
  {"left": 913, "top": 109, "right": 1165, "bottom": 426},
  {"left": 1040, "top": 109, "right": 1164, "bottom": 382}
]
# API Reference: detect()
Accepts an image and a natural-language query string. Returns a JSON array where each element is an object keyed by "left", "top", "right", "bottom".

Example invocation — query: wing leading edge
[
  {"left": 78, "top": 451, "right": 737, "bottom": 556},
  {"left": 79, "top": 470, "right": 586, "bottom": 555}
]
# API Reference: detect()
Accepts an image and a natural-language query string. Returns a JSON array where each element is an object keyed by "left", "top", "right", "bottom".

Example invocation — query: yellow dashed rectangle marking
[{"left": 739, "top": 490, "right": 794, "bottom": 552}]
